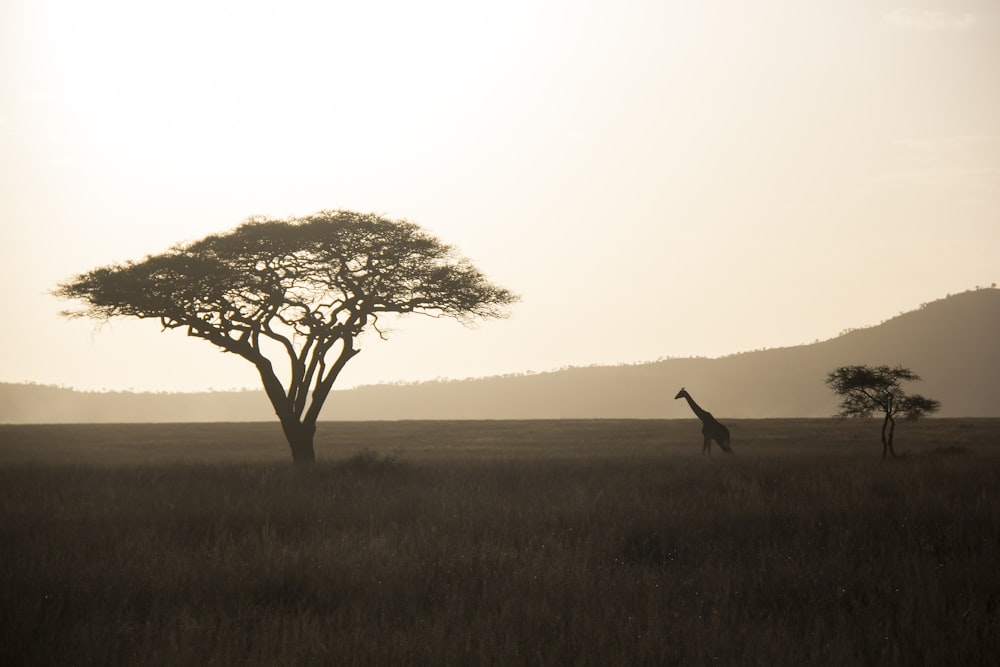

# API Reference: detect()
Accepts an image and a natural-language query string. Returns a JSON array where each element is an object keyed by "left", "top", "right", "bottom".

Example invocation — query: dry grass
[{"left": 1, "top": 419, "right": 998, "bottom": 665}]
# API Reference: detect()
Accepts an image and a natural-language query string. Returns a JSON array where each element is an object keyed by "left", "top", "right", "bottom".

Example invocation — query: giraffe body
[{"left": 674, "top": 387, "right": 733, "bottom": 455}]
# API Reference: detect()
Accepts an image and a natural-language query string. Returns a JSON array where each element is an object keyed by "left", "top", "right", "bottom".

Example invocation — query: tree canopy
[
  {"left": 57, "top": 210, "right": 518, "bottom": 461},
  {"left": 826, "top": 364, "right": 940, "bottom": 459}
]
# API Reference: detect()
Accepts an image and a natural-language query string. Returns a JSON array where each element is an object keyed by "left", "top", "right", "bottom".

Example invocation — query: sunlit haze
[{"left": 2, "top": 1, "right": 998, "bottom": 392}]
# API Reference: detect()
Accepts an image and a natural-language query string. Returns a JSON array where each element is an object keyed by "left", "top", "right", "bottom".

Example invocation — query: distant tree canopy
[
  {"left": 825, "top": 365, "right": 940, "bottom": 459},
  {"left": 56, "top": 210, "right": 518, "bottom": 462}
]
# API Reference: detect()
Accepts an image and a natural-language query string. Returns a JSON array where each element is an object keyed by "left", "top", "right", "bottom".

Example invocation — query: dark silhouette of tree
[
  {"left": 825, "top": 365, "right": 940, "bottom": 459},
  {"left": 56, "top": 210, "right": 518, "bottom": 462}
]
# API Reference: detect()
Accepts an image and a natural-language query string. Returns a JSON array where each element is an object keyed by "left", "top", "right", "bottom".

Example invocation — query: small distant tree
[
  {"left": 825, "top": 365, "right": 941, "bottom": 459},
  {"left": 56, "top": 210, "right": 518, "bottom": 463}
]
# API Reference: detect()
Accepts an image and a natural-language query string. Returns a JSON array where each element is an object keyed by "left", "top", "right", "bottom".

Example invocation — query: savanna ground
[{"left": 1, "top": 418, "right": 998, "bottom": 666}]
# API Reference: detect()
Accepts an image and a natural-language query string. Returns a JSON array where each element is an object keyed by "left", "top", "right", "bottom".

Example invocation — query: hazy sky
[{"left": 2, "top": 1, "right": 998, "bottom": 393}]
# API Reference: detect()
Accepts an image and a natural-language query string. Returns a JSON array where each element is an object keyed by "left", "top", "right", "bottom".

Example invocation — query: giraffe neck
[{"left": 683, "top": 394, "right": 711, "bottom": 422}]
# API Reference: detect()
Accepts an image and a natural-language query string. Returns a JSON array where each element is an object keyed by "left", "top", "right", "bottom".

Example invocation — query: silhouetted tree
[
  {"left": 825, "top": 365, "right": 940, "bottom": 459},
  {"left": 56, "top": 210, "right": 518, "bottom": 463}
]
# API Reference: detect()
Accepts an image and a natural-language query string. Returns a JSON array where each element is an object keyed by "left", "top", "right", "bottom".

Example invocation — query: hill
[
  {"left": 2, "top": 288, "right": 998, "bottom": 422},
  {"left": 332, "top": 287, "right": 999, "bottom": 419}
]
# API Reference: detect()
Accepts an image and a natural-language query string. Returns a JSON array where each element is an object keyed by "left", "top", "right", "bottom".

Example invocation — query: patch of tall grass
[{"left": 3, "top": 442, "right": 999, "bottom": 665}]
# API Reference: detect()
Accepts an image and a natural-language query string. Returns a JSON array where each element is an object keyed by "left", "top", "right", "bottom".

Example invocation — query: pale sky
[{"left": 1, "top": 1, "right": 998, "bottom": 393}]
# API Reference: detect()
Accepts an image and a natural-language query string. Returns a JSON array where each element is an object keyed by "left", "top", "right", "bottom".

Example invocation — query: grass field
[{"left": 2, "top": 419, "right": 999, "bottom": 665}]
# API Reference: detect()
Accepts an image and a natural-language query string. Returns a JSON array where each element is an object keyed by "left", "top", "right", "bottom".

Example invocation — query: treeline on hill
[
  {"left": 0, "top": 385, "right": 273, "bottom": 424},
  {"left": 2, "top": 288, "right": 998, "bottom": 422}
]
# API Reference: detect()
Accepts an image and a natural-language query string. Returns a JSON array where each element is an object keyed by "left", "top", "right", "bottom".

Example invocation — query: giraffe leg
[{"left": 703, "top": 435, "right": 712, "bottom": 456}]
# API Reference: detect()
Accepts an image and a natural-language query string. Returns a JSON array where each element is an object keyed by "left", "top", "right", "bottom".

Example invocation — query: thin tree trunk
[{"left": 881, "top": 413, "right": 891, "bottom": 459}]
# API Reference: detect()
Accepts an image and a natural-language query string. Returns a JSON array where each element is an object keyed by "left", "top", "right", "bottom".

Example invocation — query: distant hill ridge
[{"left": 2, "top": 288, "right": 998, "bottom": 423}]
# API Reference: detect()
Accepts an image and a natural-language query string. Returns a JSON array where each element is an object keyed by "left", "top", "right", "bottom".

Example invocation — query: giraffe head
[{"left": 674, "top": 387, "right": 688, "bottom": 400}]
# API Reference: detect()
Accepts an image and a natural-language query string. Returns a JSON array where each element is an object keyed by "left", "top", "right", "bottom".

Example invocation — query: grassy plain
[{"left": 2, "top": 419, "right": 999, "bottom": 665}]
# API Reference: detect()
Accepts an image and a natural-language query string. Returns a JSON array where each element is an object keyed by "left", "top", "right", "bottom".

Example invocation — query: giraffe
[{"left": 674, "top": 387, "right": 733, "bottom": 455}]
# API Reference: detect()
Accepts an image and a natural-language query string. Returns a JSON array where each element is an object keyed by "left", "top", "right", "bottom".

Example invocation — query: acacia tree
[
  {"left": 56, "top": 210, "right": 518, "bottom": 463},
  {"left": 825, "top": 365, "right": 941, "bottom": 459}
]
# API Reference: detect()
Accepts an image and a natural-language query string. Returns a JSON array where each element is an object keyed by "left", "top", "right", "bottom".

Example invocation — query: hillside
[
  {"left": 2, "top": 288, "right": 998, "bottom": 422},
  {"left": 333, "top": 288, "right": 1000, "bottom": 419}
]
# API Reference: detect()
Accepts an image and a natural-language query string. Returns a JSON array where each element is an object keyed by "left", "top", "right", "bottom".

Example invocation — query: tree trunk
[
  {"left": 254, "top": 359, "right": 318, "bottom": 464},
  {"left": 880, "top": 413, "right": 898, "bottom": 459},
  {"left": 880, "top": 413, "right": 891, "bottom": 460},
  {"left": 281, "top": 420, "right": 316, "bottom": 464}
]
